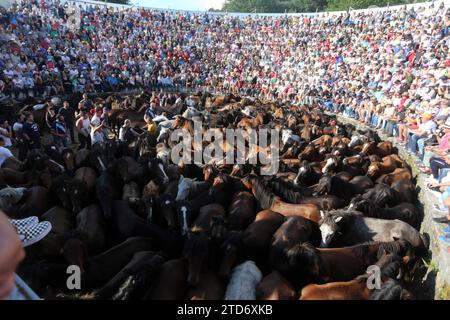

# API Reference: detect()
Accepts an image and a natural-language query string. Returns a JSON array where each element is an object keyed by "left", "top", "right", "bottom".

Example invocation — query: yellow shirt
[{"left": 146, "top": 121, "right": 157, "bottom": 134}]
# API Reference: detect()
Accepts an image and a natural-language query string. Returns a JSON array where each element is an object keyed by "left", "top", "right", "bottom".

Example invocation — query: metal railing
[{"left": 7, "top": 274, "right": 41, "bottom": 300}]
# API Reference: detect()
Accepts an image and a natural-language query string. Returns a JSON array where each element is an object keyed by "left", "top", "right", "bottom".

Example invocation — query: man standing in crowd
[
  {"left": 45, "top": 107, "right": 57, "bottom": 134},
  {"left": 51, "top": 114, "right": 68, "bottom": 150},
  {"left": 76, "top": 110, "right": 91, "bottom": 150},
  {"left": 78, "top": 93, "right": 93, "bottom": 112},
  {"left": 12, "top": 114, "right": 27, "bottom": 160},
  {"left": 22, "top": 113, "right": 41, "bottom": 150},
  {"left": 58, "top": 101, "right": 75, "bottom": 144}
]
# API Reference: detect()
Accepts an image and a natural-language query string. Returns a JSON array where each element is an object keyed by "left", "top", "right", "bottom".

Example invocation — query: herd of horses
[{"left": 0, "top": 92, "right": 428, "bottom": 300}]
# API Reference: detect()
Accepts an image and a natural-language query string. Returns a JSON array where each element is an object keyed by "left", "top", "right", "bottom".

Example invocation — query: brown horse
[
  {"left": 299, "top": 252, "right": 411, "bottom": 300},
  {"left": 299, "top": 275, "right": 409, "bottom": 300},
  {"left": 145, "top": 259, "right": 188, "bottom": 300},
  {"left": 256, "top": 271, "right": 297, "bottom": 300},
  {"left": 311, "top": 134, "right": 332, "bottom": 147},
  {"left": 6, "top": 186, "right": 52, "bottom": 218},
  {"left": 241, "top": 175, "right": 320, "bottom": 223},
  {"left": 286, "top": 240, "right": 413, "bottom": 288},
  {"left": 298, "top": 144, "right": 323, "bottom": 163},
  {"left": 237, "top": 113, "right": 263, "bottom": 130},
  {"left": 367, "top": 154, "right": 404, "bottom": 179},
  {"left": 376, "top": 168, "right": 412, "bottom": 186},
  {"left": 361, "top": 141, "right": 394, "bottom": 157},
  {"left": 0, "top": 168, "right": 36, "bottom": 187},
  {"left": 74, "top": 204, "right": 106, "bottom": 254},
  {"left": 227, "top": 191, "right": 256, "bottom": 231},
  {"left": 241, "top": 210, "right": 285, "bottom": 272},
  {"left": 183, "top": 204, "right": 226, "bottom": 286},
  {"left": 185, "top": 269, "right": 225, "bottom": 300}
]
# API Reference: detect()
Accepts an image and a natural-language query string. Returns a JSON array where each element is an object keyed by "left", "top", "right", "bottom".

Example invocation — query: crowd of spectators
[{"left": 1, "top": 0, "right": 450, "bottom": 242}]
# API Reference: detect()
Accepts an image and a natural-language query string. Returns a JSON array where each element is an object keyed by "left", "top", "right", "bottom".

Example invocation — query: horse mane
[
  {"left": 247, "top": 175, "right": 275, "bottom": 209},
  {"left": 376, "top": 253, "right": 404, "bottom": 279},
  {"left": 220, "top": 173, "right": 247, "bottom": 192},
  {"left": 286, "top": 242, "right": 320, "bottom": 260},
  {"left": 354, "top": 197, "right": 380, "bottom": 217},
  {"left": 346, "top": 243, "right": 371, "bottom": 259},
  {"left": 285, "top": 242, "right": 323, "bottom": 283},
  {"left": 269, "top": 177, "right": 304, "bottom": 204},
  {"left": 369, "top": 279, "right": 405, "bottom": 300},
  {"left": 376, "top": 239, "right": 413, "bottom": 259},
  {"left": 362, "top": 183, "right": 394, "bottom": 207}
]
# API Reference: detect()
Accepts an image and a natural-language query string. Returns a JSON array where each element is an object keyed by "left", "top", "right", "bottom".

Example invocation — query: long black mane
[
  {"left": 269, "top": 177, "right": 306, "bottom": 204},
  {"left": 314, "top": 174, "right": 356, "bottom": 203},
  {"left": 369, "top": 279, "right": 408, "bottom": 300},
  {"left": 244, "top": 175, "right": 275, "bottom": 209}
]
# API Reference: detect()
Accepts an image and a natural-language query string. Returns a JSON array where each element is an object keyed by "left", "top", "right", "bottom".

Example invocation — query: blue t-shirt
[
  {"left": 52, "top": 121, "right": 66, "bottom": 135},
  {"left": 107, "top": 75, "right": 119, "bottom": 85},
  {"left": 145, "top": 107, "right": 156, "bottom": 119}
]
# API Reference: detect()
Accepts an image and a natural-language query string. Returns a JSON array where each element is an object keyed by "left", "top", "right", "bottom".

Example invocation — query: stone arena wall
[{"left": 332, "top": 112, "right": 450, "bottom": 300}]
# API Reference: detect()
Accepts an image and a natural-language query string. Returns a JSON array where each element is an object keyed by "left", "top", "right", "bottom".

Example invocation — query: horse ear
[{"left": 334, "top": 216, "right": 343, "bottom": 223}]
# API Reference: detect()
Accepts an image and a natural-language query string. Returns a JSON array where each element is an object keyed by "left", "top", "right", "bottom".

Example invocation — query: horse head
[
  {"left": 322, "top": 156, "right": 339, "bottom": 174},
  {"left": 65, "top": 178, "right": 87, "bottom": 214},
  {"left": 285, "top": 243, "right": 323, "bottom": 286},
  {"left": 62, "top": 148, "right": 76, "bottom": 172},
  {"left": 367, "top": 162, "right": 382, "bottom": 179},
  {"left": 313, "top": 175, "right": 332, "bottom": 196},
  {"left": 294, "top": 161, "right": 311, "bottom": 185},
  {"left": 318, "top": 210, "right": 346, "bottom": 248},
  {"left": 210, "top": 215, "right": 227, "bottom": 242},
  {"left": 159, "top": 194, "right": 176, "bottom": 229},
  {"left": 347, "top": 195, "right": 371, "bottom": 213},
  {"left": 218, "top": 231, "right": 243, "bottom": 279}
]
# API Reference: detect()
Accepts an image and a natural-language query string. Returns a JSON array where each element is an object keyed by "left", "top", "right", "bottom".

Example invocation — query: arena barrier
[{"left": 327, "top": 111, "right": 450, "bottom": 300}]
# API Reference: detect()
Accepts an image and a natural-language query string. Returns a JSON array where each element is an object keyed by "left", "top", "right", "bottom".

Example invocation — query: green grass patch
[
  {"left": 438, "top": 283, "right": 450, "bottom": 300},
  {"left": 421, "top": 258, "right": 439, "bottom": 273}
]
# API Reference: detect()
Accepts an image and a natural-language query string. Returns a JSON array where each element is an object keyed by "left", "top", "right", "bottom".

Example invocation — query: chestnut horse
[{"left": 241, "top": 175, "right": 321, "bottom": 223}]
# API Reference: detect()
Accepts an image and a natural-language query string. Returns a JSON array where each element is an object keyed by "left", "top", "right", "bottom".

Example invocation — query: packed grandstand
[{"left": 0, "top": 0, "right": 450, "bottom": 301}]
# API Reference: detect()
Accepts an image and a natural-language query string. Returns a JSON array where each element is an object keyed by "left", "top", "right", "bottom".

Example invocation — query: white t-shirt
[
  {"left": 91, "top": 127, "right": 104, "bottom": 145},
  {"left": 0, "top": 146, "right": 13, "bottom": 167},
  {"left": 419, "top": 120, "right": 437, "bottom": 133},
  {"left": 0, "top": 128, "right": 12, "bottom": 147},
  {"left": 13, "top": 122, "right": 23, "bottom": 135}
]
